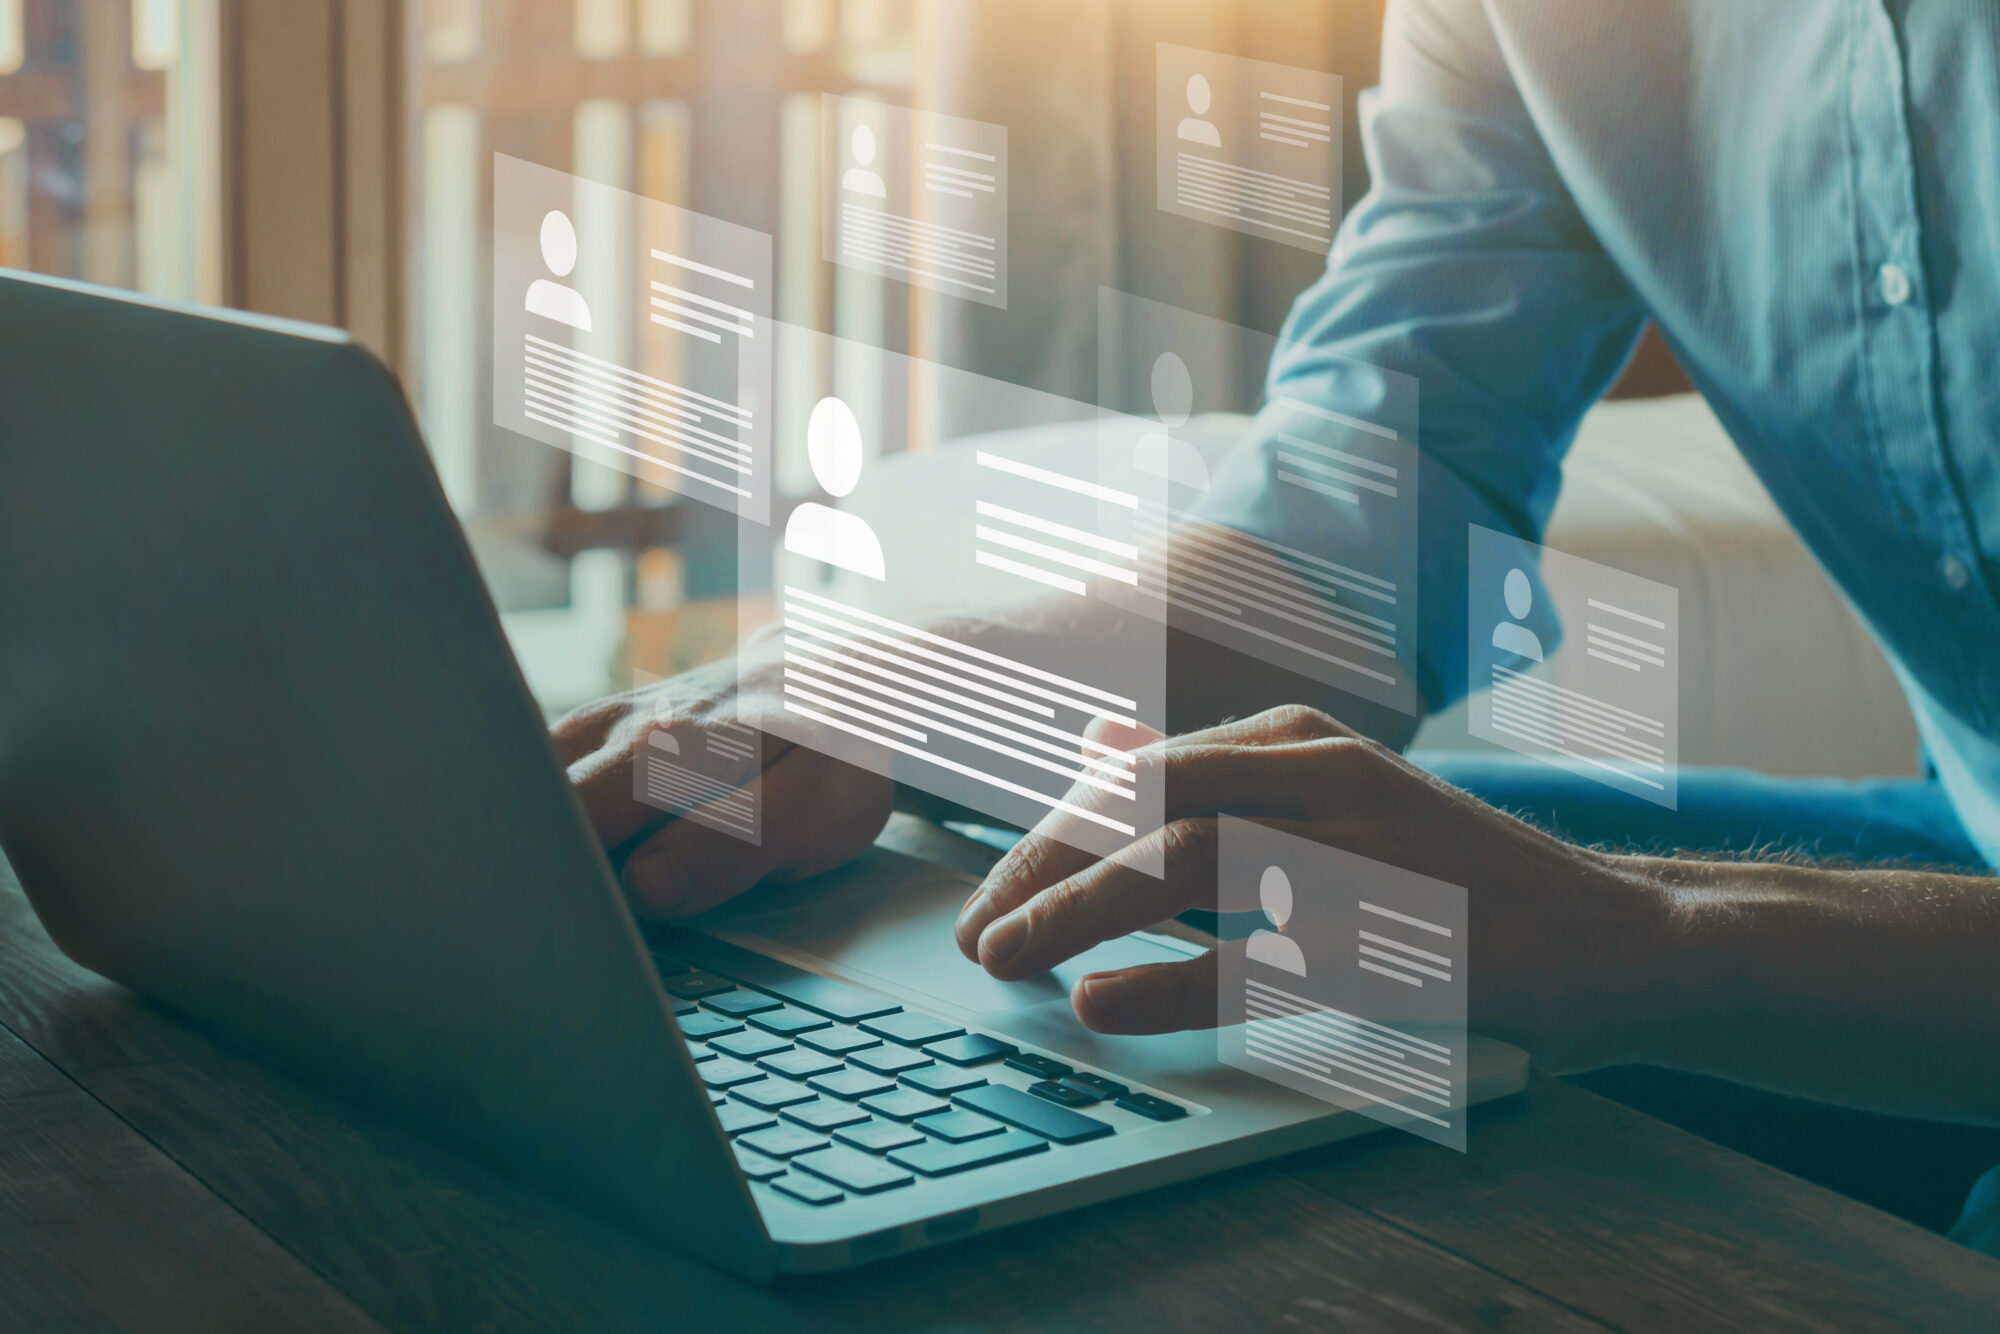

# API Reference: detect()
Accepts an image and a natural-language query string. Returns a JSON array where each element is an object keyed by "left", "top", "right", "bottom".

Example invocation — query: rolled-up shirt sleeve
[{"left": 1194, "top": 0, "right": 1647, "bottom": 714}]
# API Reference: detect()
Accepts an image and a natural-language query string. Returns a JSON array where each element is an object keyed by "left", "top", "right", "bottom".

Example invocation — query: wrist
[
  {"left": 1592, "top": 852, "right": 1742, "bottom": 1070},
  {"left": 1500, "top": 840, "right": 1690, "bottom": 1071}
]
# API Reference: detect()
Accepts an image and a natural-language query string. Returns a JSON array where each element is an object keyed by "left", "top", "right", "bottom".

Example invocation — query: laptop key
[
  {"left": 709, "top": 1030, "right": 792, "bottom": 1061},
  {"left": 808, "top": 1068, "right": 898, "bottom": 1101},
  {"left": 678, "top": 1010, "right": 744, "bottom": 1040},
  {"left": 739, "top": 1124, "right": 831, "bottom": 1159},
  {"left": 1005, "top": 1052, "right": 1073, "bottom": 1081},
  {"left": 731, "top": 1077, "right": 816, "bottom": 1111},
  {"left": 712, "top": 955, "right": 902, "bottom": 1023},
  {"left": 661, "top": 970, "right": 737, "bottom": 1000},
  {"left": 747, "top": 1005, "right": 833, "bottom": 1037},
  {"left": 791, "top": 1146, "right": 915, "bottom": 1195},
  {"left": 691, "top": 1048, "right": 718, "bottom": 1064},
  {"left": 796, "top": 1025, "right": 882, "bottom": 1057},
  {"left": 699, "top": 1057, "right": 766, "bottom": 1089},
  {"left": 860, "top": 1089, "right": 951, "bottom": 1123},
  {"left": 849, "top": 1046, "right": 933, "bottom": 1077},
  {"left": 833, "top": 1119, "right": 926, "bottom": 1154},
  {"left": 672, "top": 999, "right": 699, "bottom": 1015},
  {"left": 782, "top": 1098, "right": 871, "bottom": 1133},
  {"left": 705, "top": 989, "right": 783, "bottom": 1018},
  {"left": 715, "top": 1100, "right": 777, "bottom": 1136},
  {"left": 861, "top": 1012, "right": 966, "bottom": 1047},
  {"left": 954, "top": 1084, "right": 1114, "bottom": 1145},
  {"left": 1115, "top": 1093, "right": 1188, "bottom": 1122},
  {"left": 888, "top": 1129, "right": 1049, "bottom": 1178},
  {"left": 733, "top": 1143, "right": 787, "bottom": 1181},
  {"left": 923, "top": 1034, "right": 1016, "bottom": 1067},
  {"left": 770, "top": 1173, "right": 843, "bottom": 1206},
  {"left": 899, "top": 1065, "right": 987, "bottom": 1097},
  {"left": 758, "top": 1049, "right": 843, "bottom": 1081},
  {"left": 913, "top": 1109, "right": 1005, "bottom": 1143},
  {"left": 708, "top": 1088, "right": 727, "bottom": 1105},
  {"left": 1029, "top": 1079, "right": 1099, "bottom": 1108},
  {"left": 1064, "top": 1073, "right": 1130, "bottom": 1100}
]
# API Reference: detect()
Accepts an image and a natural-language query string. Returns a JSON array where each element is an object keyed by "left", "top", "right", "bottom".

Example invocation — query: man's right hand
[
  {"left": 552, "top": 650, "right": 895, "bottom": 920},
  {"left": 550, "top": 529, "right": 1420, "bottom": 927}
]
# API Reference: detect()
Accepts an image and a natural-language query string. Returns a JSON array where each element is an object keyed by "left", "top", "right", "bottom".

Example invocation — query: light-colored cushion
[
  {"left": 1417, "top": 395, "right": 1916, "bottom": 777},
  {"left": 840, "top": 395, "right": 1917, "bottom": 778}
]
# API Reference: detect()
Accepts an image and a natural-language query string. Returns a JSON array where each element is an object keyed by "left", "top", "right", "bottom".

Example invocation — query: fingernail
[
  {"left": 1078, "top": 976, "right": 1130, "bottom": 1026},
  {"left": 954, "top": 894, "right": 987, "bottom": 938},
  {"left": 980, "top": 912, "right": 1029, "bottom": 968}
]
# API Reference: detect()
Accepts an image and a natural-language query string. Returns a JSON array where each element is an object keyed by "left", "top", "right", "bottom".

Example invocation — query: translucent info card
[
  {"left": 1468, "top": 525, "right": 1680, "bottom": 809},
  {"left": 494, "top": 153, "right": 774, "bottom": 523},
  {"left": 741, "top": 322, "right": 1167, "bottom": 872},
  {"left": 1218, "top": 817, "right": 1469, "bottom": 1150}
]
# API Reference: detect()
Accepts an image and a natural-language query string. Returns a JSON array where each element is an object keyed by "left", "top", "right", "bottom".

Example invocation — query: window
[
  {"left": 406, "top": 0, "right": 918, "bottom": 709},
  {"left": 0, "top": 0, "right": 221, "bottom": 300},
  {"left": 6, "top": 1, "right": 1694, "bottom": 725},
  {"left": 4, "top": 0, "right": 930, "bottom": 713}
]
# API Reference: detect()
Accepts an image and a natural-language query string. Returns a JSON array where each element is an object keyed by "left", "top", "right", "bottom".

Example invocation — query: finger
[
  {"left": 621, "top": 745, "right": 892, "bottom": 918},
  {"left": 954, "top": 739, "right": 1227, "bottom": 960},
  {"left": 573, "top": 726, "right": 771, "bottom": 852},
  {"left": 550, "top": 695, "right": 628, "bottom": 768},
  {"left": 994, "top": 706, "right": 1351, "bottom": 889},
  {"left": 977, "top": 814, "right": 1341, "bottom": 980},
  {"left": 957, "top": 734, "right": 1384, "bottom": 956},
  {"left": 974, "top": 818, "right": 1249, "bottom": 979},
  {"left": 1060, "top": 707, "right": 1349, "bottom": 849},
  {"left": 1070, "top": 939, "right": 1248, "bottom": 1035},
  {"left": 951, "top": 714, "right": 1161, "bottom": 957},
  {"left": 956, "top": 824, "right": 1083, "bottom": 962},
  {"left": 1175, "top": 703, "right": 1352, "bottom": 749},
  {"left": 552, "top": 653, "right": 744, "bottom": 773}
]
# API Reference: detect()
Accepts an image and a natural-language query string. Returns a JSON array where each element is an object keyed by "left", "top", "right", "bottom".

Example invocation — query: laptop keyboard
[{"left": 650, "top": 948, "right": 1192, "bottom": 1209}]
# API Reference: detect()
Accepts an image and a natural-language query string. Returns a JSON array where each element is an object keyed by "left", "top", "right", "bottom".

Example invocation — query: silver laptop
[{"left": 0, "top": 269, "right": 1527, "bottom": 1281}]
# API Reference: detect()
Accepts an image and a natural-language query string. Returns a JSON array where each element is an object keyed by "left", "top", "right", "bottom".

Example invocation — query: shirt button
[
  {"left": 1940, "top": 555, "right": 1970, "bottom": 591},
  {"left": 1879, "top": 263, "right": 1912, "bottom": 306}
]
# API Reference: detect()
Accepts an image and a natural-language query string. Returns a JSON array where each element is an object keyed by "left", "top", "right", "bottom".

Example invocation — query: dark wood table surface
[{"left": 6, "top": 820, "right": 2000, "bottom": 1334}]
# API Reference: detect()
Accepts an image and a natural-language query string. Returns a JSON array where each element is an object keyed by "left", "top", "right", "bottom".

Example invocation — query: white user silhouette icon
[
  {"left": 1247, "top": 864, "right": 1306, "bottom": 976},
  {"left": 1491, "top": 567, "right": 1545, "bottom": 663},
  {"left": 1178, "top": 73, "right": 1222, "bottom": 148},
  {"left": 525, "top": 210, "right": 592, "bottom": 333},
  {"left": 1133, "top": 351, "right": 1212, "bottom": 491},
  {"left": 784, "top": 396, "right": 886, "bottom": 581},
  {"left": 842, "top": 124, "right": 887, "bottom": 198}
]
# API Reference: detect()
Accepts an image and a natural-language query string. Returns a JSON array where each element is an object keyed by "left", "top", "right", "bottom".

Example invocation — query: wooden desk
[{"left": 5, "top": 824, "right": 1999, "bottom": 1333}]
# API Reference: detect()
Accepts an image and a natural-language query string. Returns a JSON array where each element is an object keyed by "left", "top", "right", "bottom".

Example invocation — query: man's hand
[
  {"left": 552, "top": 523, "right": 1423, "bottom": 927},
  {"left": 953, "top": 704, "right": 1671, "bottom": 1070},
  {"left": 553, "top": 649, "right": 894, "bottom": 919}
]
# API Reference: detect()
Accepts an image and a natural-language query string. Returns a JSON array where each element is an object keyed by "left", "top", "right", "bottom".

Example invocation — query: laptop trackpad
[{"left": 693, "top": 847, "right": 1191, "bottom": 1016}]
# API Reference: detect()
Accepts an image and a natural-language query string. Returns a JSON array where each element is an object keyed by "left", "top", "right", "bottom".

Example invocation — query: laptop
[{"left": 0, "top": 269, "right": 1527, "bottom": 1281}]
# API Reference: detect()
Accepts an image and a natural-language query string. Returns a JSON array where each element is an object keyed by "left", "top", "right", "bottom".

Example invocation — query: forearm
[{"left": 1628, "top": 855, "right": 2000, "bottom": 1124}]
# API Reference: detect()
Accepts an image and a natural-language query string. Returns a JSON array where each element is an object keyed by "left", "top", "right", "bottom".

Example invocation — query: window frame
[{"left": 217, "top": 0, "right": 404, "bottom": 367}]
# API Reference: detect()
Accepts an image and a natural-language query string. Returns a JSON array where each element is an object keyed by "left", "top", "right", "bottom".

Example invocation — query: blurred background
[
  {"left": 0, "top": 0, "right": 1400, "bottom": 708},
  {"left": 7, "top": 0, "right": 1910, "bottom": 787},
  {"left": 10, "top": 0, "right": 1983, "bottom": 1241}
]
